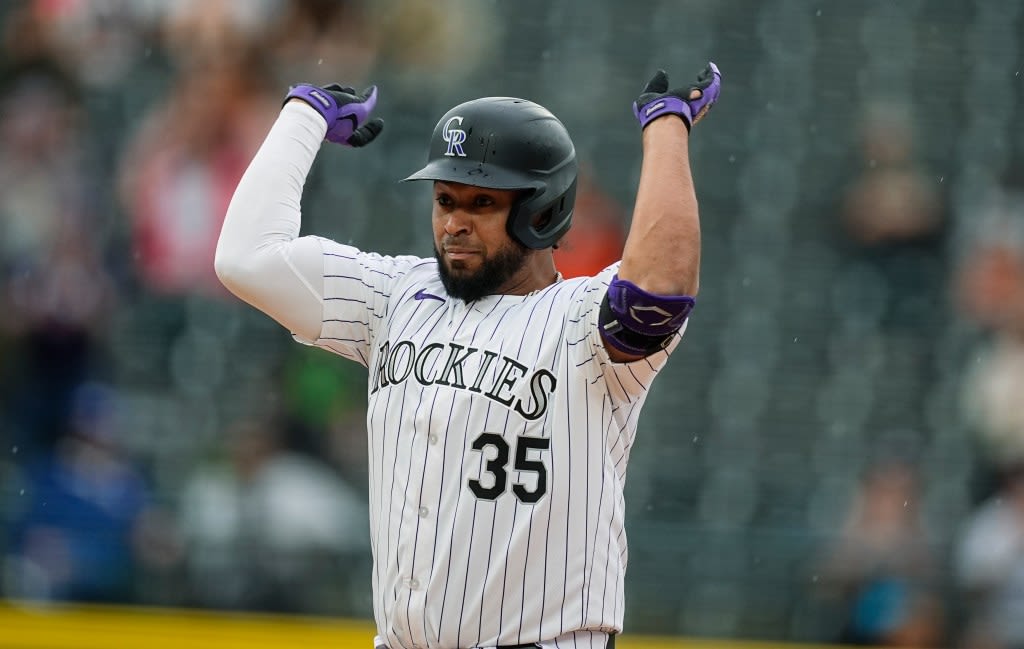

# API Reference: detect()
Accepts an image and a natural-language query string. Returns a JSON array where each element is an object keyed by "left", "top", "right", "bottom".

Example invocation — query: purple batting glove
[
  {"left": 633, "top": 62, "right": 721, "bottom": 131},
  {"left": 285, "top": 83, "right": 384, "bottom": 147}
]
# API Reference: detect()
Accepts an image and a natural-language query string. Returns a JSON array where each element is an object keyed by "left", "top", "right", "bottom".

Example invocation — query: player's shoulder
[
  {"left": 396, "top": 256, "right": 440, "bottom": 284},
  {"left": 555, "top": 262, "right": 621, "bottom": 293},
  {"left": 530, "top": 263, "right": 619, "bottom": 314},
  {"left": 384, "top": 256, "right": 443, "bottom": 302},
  {"left": 315, "top": 237, "right": 434, "bottom": 274}
]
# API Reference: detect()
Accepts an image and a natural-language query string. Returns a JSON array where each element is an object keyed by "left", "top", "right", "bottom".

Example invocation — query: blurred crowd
[
  {"left": 805, "top": 105, "right": 1024, "bottom": 648},
  {"left": 0, "top": 2, "right": 1023, "bottom": 649},
  {"left": 0, "top": 0, "right": 385, "bottom": 615}
]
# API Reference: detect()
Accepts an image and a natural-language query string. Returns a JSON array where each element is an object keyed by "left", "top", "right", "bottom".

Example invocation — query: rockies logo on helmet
[{"left": 442, "top": 116, "right": 467, "bottom": 157}]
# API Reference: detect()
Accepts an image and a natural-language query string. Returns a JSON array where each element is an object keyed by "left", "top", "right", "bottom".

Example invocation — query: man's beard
[{"left": 434, "top": 239, "right": 530, "bottom": 303}]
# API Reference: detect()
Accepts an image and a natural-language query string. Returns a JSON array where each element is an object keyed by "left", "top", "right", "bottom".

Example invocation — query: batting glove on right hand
[
  {"left": 633, "top": 62, "right": 721, "bottom": 131},
  {"left": 285, "top": 83, "right": 384, "bottom": 147}
]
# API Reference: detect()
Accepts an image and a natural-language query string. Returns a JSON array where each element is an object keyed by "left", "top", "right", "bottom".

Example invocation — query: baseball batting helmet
[{"left": 403, "top": 97, "right": 578, "bottom": 249}]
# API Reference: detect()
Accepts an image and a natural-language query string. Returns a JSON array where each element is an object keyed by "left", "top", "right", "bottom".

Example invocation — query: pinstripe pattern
[{"left": 313, "top": 240, "right": 680, "bottom": 649}]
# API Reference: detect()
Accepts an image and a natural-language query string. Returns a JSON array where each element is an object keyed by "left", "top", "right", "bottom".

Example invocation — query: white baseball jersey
[
  {"left": 310, "top": 244, "right": 680, "bottom": 649},
  {"left": 216, "top": 103, "right": 685, "bottom": 649}
]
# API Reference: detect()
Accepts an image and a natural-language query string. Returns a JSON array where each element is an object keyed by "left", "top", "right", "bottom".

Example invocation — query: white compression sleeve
[{"left": 215, "top": 102, "right": 330, "bottom": 343}]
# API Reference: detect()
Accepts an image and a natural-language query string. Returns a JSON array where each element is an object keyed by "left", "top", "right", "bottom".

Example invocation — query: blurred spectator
[
  {"left": 955, "top": 463, "right": 1024, "bottom": 649},
  {"left": 4, "top": 382, "right": 159, "bottom": 603},
  {"left": 157, "top": 0, "right": 279, "bottom": 69},
  {"left": 264, "top": 0, "right": 378, "bottom": 86},
  {"left": 552, "top": 165, "right": 627, "bottom": 279},
  {"left": 840, "top": 101, "right": 943, "bottom": 249},
  {"left": 812, "top": 457, "right": 944, "bottom": 647},
  {"left": 834, "top": 99, "right": 947, "bottom": 334},
  {"left": 281, "top": 345, "right": 370, "bottom": 483},
  {"left": 953, "top": 195, "right": 1024, "bottom": 649},
  {"left": 117, "top": 49, "right": 278, "bottom": 298},
  {"left": 1, "top": 224, "right": 118, "bottom": 456},
  {"left": 366, "top": 0, "right": 501, "bottom": 93},
  {"left": 956, "top": 200, "right": 1024, "bottom": 475},
  {"left": 327, "top": 403, "right": 371, "bottom": 495},
  {"left": 177, "top": 418, "right": 369, "bottom": 614},
  {"left": 0, "top": 38, "right": 114, "bottom": 454},
  {"left": 956, "top": 219, "right": 1024, "bottom": 336},
  {"left": 0, "top": 35, "right": 92, "bottom": 273},
  {"left": 2, "top": 3, "right": 53, "bottom": 68},
  {"left": 18, "top": 0, "right": 161, "bottom": 91}
]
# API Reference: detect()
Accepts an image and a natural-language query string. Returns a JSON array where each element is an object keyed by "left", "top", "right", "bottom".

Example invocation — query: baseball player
[{"left": 215, "top": 62, "right": 721, "bottom": 649}]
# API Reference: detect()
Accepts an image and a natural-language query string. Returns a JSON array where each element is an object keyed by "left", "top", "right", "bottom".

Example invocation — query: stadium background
[{"left": 1, "top": 0, "right": 1024, "bottom": 647}]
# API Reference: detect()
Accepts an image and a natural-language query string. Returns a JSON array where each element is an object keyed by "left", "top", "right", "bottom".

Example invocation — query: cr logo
[{"left": 442, "top": 116, "right": 467, "bottom": 157}]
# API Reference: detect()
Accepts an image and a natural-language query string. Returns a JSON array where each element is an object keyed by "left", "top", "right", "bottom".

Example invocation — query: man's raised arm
[
  {"left": 599, "top": 63, "right": 721, "bottom": 362},
  {"left": 214, "top": 84, "right": 383, "bottom": 342}
]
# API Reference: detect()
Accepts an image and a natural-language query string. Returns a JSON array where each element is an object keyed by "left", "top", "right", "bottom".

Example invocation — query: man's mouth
[{"left": 444, "top": 247, "right": 479, "bottom": 261}]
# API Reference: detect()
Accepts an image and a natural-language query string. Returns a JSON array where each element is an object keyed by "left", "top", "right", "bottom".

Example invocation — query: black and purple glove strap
[
  {"left": 285, "top": 83, "right": 384, "bottom": 147},
  {"left": 633, "top": 62, "right": 721, "bottom": 131}
]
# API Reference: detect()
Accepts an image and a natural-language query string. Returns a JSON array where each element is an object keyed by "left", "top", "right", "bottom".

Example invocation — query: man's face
[{"left": 431, "top": 181, "right": 529, "bottom": 302}]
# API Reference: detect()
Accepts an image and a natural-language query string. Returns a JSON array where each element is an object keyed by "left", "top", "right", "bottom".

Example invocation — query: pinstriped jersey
[{"left": 309, "top": 237, "right": 681, "bottom": 649}]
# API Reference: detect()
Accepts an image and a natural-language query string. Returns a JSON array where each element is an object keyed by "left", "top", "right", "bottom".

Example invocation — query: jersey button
[
  {"left": 428, "top": 434, "right": 439, "bottom": 445},
  {"left": 406, "top": 578, "right": 419, "bottom": 589},
  {"left": 418, "top": 506, "right": 429, "bottom": 518}
]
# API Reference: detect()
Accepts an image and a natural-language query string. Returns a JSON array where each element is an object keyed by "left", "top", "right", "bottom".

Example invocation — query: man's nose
[{"left": 443, "top": 210, "right": 472, "bottom": 235}]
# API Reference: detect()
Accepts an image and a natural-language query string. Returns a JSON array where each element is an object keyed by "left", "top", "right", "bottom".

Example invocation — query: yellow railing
[{"left": 0, "top": 601, "right": 837, "bottom": 649}]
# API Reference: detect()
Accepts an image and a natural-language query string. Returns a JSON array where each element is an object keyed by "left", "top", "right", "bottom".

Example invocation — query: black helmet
[{"left": 403, "top": 97, "right": 578, "bottom": 249}]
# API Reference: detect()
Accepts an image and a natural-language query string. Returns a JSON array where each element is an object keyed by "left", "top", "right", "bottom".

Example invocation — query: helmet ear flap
[{"left": 506, "top": 177, "right": 577, "bottom": 250}]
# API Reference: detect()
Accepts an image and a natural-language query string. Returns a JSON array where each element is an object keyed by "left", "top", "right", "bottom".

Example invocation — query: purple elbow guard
[{"left": 599, "top": 275, "right": 695, "bottom": 356}]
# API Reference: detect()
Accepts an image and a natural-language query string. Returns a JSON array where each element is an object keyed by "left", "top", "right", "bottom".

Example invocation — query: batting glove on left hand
[
  {"left": 285, "top": 83, "right": 384, "bottom": 147},
  {"left": 633, "top": 62, "right": 721, "bottom": 131}
]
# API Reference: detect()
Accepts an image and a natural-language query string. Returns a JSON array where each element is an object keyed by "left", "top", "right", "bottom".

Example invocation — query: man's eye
[
  {"left": 475, "top": 196, "right": 494, "bottom": 207},
  {"left": 436, "top": 195, "right": 453, "bottom": 206}
]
